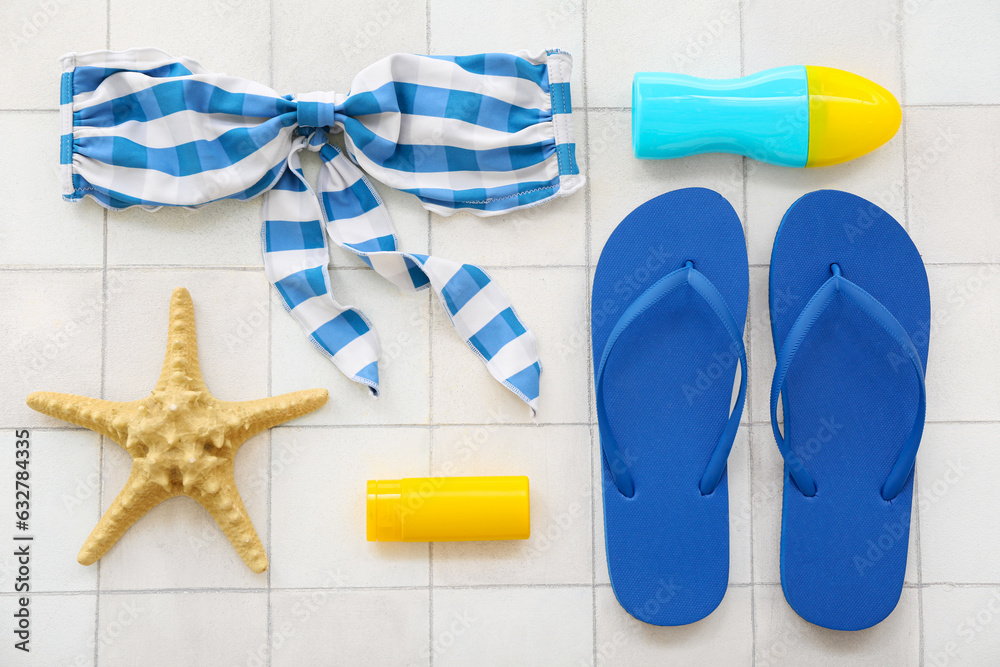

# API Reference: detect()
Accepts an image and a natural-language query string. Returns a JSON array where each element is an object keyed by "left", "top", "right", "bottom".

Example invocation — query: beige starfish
[{"left": 26, "top": 287, "right": 328, "bottom": 573}]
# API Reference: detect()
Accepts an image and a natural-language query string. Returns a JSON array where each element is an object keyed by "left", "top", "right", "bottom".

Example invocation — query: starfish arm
[
  {"left": 155, "top": 287, "right": 207, "bottom": 392},
  {"left": 220, "top": 388, "right": 329, "bottom": 446},
  {"left": 78, "top": 468, "right": 174, "bottom": 566},
  {"left": 192, "top": 469, "right": 268, "bottom": 573},
  {"left": 26, "top": 392, "right": 136, "bottom": 445}
]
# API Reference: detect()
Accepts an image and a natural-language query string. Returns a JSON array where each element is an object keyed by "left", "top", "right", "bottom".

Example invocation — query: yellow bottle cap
[
  {"left": 366, "top": 476, "right": 530, "bottom": 542},
  {"left": 806, "top": 66, "right": 902, "bottom": 167}
]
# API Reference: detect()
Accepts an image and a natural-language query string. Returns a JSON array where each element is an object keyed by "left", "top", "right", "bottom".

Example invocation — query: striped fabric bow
[{"left": 58, "top": 48, "right": 584, "bottom": 413}]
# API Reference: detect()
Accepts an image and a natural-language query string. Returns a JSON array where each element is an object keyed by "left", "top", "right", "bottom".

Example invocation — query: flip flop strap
[
  {"left": 770, "top": 263, "right": 926, "bottom": 500},
  {"left": 596, "top": 261, "right": 748, "bottom": 497}
]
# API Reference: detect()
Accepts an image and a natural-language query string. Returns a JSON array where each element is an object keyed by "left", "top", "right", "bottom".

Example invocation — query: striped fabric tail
[
  {"left": 262, "top": 136, "right": 381, "bottom": 394},
  {"left": 315, "top": 143, "right": 542, "bottom": 413}
]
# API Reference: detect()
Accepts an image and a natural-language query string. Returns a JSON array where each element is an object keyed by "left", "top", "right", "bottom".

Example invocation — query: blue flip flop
[
  {"left": 593, "top": 188, "right": 748, "bottom": 626},
  {"left": 769, "top": 190, "right": 929, "bottom": 631}
]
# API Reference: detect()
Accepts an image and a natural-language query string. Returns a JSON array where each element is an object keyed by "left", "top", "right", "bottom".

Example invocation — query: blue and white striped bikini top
[{"left": 59, "top": 47, "right": 584, "bottom": 414}]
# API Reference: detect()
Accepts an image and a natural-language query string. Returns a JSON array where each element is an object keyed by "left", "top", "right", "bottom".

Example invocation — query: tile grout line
[
  {"left": 94, "top": 6, "right": 111, "bottom": 663},
  {"left": 579, "top": 0, "right": 598, "bottom": 663},
  {"left": 426, "top": 2, "right": 434, "bottom": 664},
  {"left": 266, "top": 2, "right": 276, "bottom": 664},
  {"left": 94, "top": 193, "right": 108, "bottom": 667},
  {"left": 7, "top": 580, "right": 997, "bottom": 598},
  {"left": 896, "top": 3, "right": 923, "bottom": 664},
  {"left": 738, "top": 1, "right": 757, "bottom": 663}
]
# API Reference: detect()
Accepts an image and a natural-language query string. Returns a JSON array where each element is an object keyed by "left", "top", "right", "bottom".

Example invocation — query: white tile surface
[
  {"left": 271, "top": 589, "right": 429, "bottom": 666},
  {"left": 587, "top": 0, "right": 741, "bottom": 107},
  {"left": 96, "top": 592, "right": 267, "bottom": 665},
  {"left": 0, "top": 270, "right": 104, "bottom": 427},
  {"left": 109, "top": 0, "right": 271, "bottom": 84},
  {"left": 905, "top": 107, "right": 1000, "bottom": 264},
  {"left": 755, "top": 586, "right": 920, "bottom": 665},
  {"left": 432, "top": 586, "right": 592, "bottom": 666},
  {"left": 923, "top": 265, "right": 1000, "bottom": 422},
  {"left": 595, "top": 585, "right": 753, "bottom": 665},
  {"left": 743, "top": 0, "right": 902, "bottom": 93},
  {"left": 904, "top": 0, "right": 1000, "bottom": 105},
  {"left": 919, "top": 423, "right": 1000, "bottom": 584},
  {"left": 269, "top": 427, "right": 430, "bottom": 589},
  {"left": 748, "top": 265, "right": 776, "bottom": 423},
  {"left": 922, "top": 586, "right": 1000, "bottom": 666},
  {"left": 107, "top": 201, "right": 264, "bottom": 268},
  {"left": 0, "top": 429, "right": 100, "bottom": 593},
  {"left": 432, "top": 425, "right": 591, "bottom": 586},
  {"left": 0, "top": 0, "right": 106, "bottom": 109},
  {"left": 0, "top": 113, "right": 104, "bottom": 267},
  {"left": 1, "top": 0, "right": 998, "bottom": 663},
  {"left": 0, "top": 593, "right": 96, "bottom": 666},
  {"left": 273, "top": 0, "right": 426, "bottom": 94}
]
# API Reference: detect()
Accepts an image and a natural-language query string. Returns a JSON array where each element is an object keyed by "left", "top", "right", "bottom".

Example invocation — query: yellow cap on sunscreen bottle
[
  {"left": 805, "top": 66, "right": 902, "bottom": 167},
  {"left": 366, "top": 476, "right": 530, "bottom": 542}
]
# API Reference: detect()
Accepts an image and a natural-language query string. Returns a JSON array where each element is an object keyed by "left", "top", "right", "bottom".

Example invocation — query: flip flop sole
[
  {"left": 770, "top": 190, "right": 930, "bottom": 631},
  {"left": 593, "top": 188, "right": 748, "bottom": 625}
]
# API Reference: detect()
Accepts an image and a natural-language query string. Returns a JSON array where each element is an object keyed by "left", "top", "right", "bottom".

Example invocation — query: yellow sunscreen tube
[{"left": 366, "top": 476, "right": 530, "bottom": 542}]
